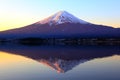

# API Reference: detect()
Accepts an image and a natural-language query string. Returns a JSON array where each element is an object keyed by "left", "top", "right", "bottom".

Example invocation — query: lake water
[{"left": 0, "top": 44, "right": 120, "bottom": 80}]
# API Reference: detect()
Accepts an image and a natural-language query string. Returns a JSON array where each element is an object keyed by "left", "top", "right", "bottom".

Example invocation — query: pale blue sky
[{"left": 0, "top": 0, "right": 120, "bottom": 31}]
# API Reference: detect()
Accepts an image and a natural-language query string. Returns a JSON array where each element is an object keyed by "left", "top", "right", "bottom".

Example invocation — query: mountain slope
[{"left": 0, "top": 11, "right": 120, "bottom": 39}]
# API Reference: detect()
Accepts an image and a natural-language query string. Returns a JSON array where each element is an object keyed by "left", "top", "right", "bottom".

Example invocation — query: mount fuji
[{"left": 0, "top": 11, "right": 120, "bottom": 39}]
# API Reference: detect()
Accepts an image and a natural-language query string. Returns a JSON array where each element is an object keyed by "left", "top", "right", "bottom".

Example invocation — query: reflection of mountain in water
[
  {"left": 0, "top": 45, "right": 119, "bottom": 73},
  {"left": 39, "top": 58, "right": 86, "bottom": 73}
]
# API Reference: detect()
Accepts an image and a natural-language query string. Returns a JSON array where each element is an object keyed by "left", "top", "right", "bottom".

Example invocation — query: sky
[{"left": 0, "top": 0, "right": 120, "bottom": 31}]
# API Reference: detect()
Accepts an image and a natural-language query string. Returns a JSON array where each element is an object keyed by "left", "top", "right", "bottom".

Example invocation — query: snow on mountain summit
[{"left": 37, "top": 11, "right": 89, "bottom": 26}]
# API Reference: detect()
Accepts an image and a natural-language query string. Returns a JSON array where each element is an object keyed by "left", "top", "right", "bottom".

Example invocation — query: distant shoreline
[{"left": 0, "top": 37, "right": 120, "bottom": 46}]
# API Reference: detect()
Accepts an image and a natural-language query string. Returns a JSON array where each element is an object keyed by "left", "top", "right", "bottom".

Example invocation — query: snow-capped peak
[{"left": 37, "top": 11, "right": 89, "bottom": 26}]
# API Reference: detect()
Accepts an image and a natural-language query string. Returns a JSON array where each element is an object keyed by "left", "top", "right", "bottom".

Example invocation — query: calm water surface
[{"left": 0, "top": 45, "right": 120, "bottom": 80}]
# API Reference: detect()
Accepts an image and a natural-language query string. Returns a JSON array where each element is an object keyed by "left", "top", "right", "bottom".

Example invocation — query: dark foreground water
[{"left": 0, "top": 44, "right": 120, "bottom": 80}]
